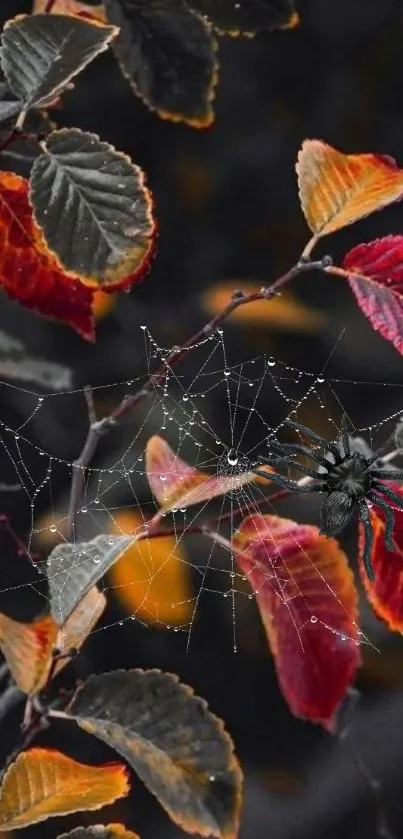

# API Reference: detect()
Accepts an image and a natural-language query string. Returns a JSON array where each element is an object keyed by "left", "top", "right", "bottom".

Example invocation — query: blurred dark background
[{"left": 2, "top": 1, "right": 403, "bottom": 838}]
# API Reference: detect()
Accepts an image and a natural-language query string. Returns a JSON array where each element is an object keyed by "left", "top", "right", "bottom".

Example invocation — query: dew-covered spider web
[{"left": 0, "top": 325, "right": 402, "bottom": 654}]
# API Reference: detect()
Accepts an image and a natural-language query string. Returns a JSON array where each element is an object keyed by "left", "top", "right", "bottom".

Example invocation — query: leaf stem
[{"left": 66, "top": 257, "right": 326, "bottom": 538}]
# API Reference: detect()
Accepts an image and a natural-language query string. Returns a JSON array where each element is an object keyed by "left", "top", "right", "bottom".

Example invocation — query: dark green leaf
[
  {"left": 30, "top": 128, "right": 156, "bottom": 287},
  {"left": 105, "top": 0, "right": 218, "bottom": 127},
  {"left": 47, "top": 534, "right": 134, "bottom": 624},
  {"left": 187, "top": 0, "right": 298, "bottom": 35},
  {"left": 64, "top": 670, "right": 243, "bottom": 839},
  {"left": 1, "top": 14, "right": 118, "bottom": 110}
]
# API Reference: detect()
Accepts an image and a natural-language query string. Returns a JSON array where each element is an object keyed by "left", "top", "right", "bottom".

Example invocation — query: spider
[{"left": 253, "top": 414, "right": 403, "bottom": 581}]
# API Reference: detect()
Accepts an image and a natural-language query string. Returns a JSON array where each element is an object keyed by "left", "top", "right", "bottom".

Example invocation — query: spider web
[{"left": 0, "top": 326, "right": 401, "bottom": 655}]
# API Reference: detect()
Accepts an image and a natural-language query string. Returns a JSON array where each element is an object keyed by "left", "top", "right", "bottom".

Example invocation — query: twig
[
  {"left": 337, "top": 688, "right": 395, "bottom": 839},
  {"left": 67, "top": 257, "right": 327, "bottom": 537}
]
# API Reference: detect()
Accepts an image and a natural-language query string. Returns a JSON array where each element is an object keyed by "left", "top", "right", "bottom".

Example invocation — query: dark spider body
[{"left": 253, "top": 414, "right": 403, "bottom": 582}]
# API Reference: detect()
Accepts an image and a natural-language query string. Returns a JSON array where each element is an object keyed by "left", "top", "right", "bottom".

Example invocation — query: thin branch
[
  {"left": 337, "top": 688, "right": 395, "bottom": 839},
  {"left": 67, "top": 257, "right": 327, "bottom": 537},
  {"left": 43, "top": 0, "right": 57, "bottom": 12}
]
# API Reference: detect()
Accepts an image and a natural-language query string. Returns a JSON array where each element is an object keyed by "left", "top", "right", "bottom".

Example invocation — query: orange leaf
[
  {"left": 92, "top": 290, "right": 116, "bottom": 321},
  {"left": 0, "top": 748, "right": 129, "bottom": 829},
  {"left": 202, "top": 283, "right": 326, "bottom": 332},
  {"left": 0, "top": 171, "right": 95, "bottom": 339},
  {"left": 0, "top": 612, "right": 57, "bottom": 694},
  {"left": 33, "top": 0, "right": 106, "bottom": 21},
  {"left": 358, "top": 484, "right": 403, "bottom": 631},
  {"left": 146, "top": 435, "right": 267, "bottom": 513},
  {"left": 57, "top": 826, "right": 141, "bottom": 839},
  {"left": 109, "top": 511, "right": 193, "bottom": 626},
  {"left": 234, "top": 514, "right": 360, "bottom": 729},
  {"left": 297, "top": 140, "right": 403, "bottom": 241}
]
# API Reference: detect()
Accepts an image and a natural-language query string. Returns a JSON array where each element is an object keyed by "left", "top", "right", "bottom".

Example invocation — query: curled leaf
[
  {"left": 65, "top": 669, "right": 243, "bottom": 839},
  {"left": 234, "top": 514, "right": 360, "bottom": 729},
  {"left": 0, "top": 749, "right": 129, "bottom": 829},
  {"left": 30, "top": 128, "right": 156, "bottom": 288},
  {"left": 146, "top": 434, "right": 266, "bottom": 513},
  {"left": 297, "top": 140, "right": 403, "bottom": 239}
]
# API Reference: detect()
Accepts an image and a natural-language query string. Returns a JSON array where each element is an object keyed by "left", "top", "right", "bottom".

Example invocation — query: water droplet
[
  {"left": 160, "top": 475, "right": 167, "bottom": 481},
  {"left": 267, "top": 358, "right": 276, "bottom": 367},
  {"left": 310, "top": 615, "right": 317, "bottom": 624},
  {"left": 317, "top": 375, "right": 325, "bottom": 383},
  {"left": 49, "top": 525, "right": 57, "bottom": 533},
  {"left": 94, "top": 498, "right": 100, "bottom": 505},
  {"left": 224, "top": 369, "right": 230, "bottom": 377},
  {"left": 227, "top": 449, "right": 238, "bottom": 466},
  {"left": 81, "top": 507, "right": 87, "bottom": 513},
  {"left": 183, "top": 395, "right": 189, "bottom": 402}
]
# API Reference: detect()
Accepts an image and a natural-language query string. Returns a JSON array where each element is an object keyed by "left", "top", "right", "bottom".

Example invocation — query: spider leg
[
  {"left": 257, "top": 456, "right": 321, "bottom": 480},
  {"left": 372, "top": 481, "right": 403, "bottom": 510},
  {"left": 357, "top": 498, "right": 375, "bottom": 582},
  {"left": 370, "top": 468, "right": 403, "bottom": 482},
  {"left": 340, "top": 413, "right": 351, "bottom": 458},
  {"left": 253, "top": 468, "right": 326, "bottom": 493},
  {"left": 367, "top": 490, "right": 396, "bottom": 552},
  {"left": 268, "top": 440, "right": 330, "bottom": 469},
  {"left": 368, "top": 430, "right": 397, "bottom": 465},
  {"left": 282, "top": 419, "right": 341, "bottom": 459}
]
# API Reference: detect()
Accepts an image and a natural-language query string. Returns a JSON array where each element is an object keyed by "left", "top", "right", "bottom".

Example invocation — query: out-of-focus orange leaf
[
  {"left": 0, "top": 171, "right": 95, "bottom": 340},
  {"left": 234, "top": 514, "right": 360, "bottom": 730},
  {"left": 202, "top": 283, "right": 326, "bottom": 332},
  {"left": 56, "top": 585, "right": 107, "bottom": 658},
  {"left": 297, "top": 140, "right": 403, "bottom": 245},
  {"left": 33, "top": 0, "right": 106, "bottom": 21},
  {"left": 109, "top": 510, "right": 193, "bottom": 627},
  {"left": 0, "top": 612, "right": 57, "bottom": 694},
  {"left": 358, "top": 483, "right": 403, "bottom": 631},
  {"left": 57, "top": 825, "right": 141, "bottom": 839},
  {"left": 0, "top": 748, "right": 129, "bottom": 829},
  {"left": 146, "top": 435, "right": 269, "bottom": 513},
  {"left": 92, "top": 290, "right": 117, "bottom": 321}
]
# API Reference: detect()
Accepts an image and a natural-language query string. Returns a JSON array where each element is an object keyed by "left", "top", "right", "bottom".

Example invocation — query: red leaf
[
  {"left": 343, "top": 236, "right": 403, "bottom": 354},
  {"left": 0, "top": 171, "right": 95, "bottom": 340},
  {"left": 358, "top": 483, "right": 403, "bottom": 631},
  {"left": 234, "top": 514, "right": 360, "bottom": 730}
]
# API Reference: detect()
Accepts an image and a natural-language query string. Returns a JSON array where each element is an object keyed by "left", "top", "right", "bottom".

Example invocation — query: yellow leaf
[
  {"left": 109, "top": 511, "right": 192, "bottom": 626},
  {"left": 0, "top": 613, "right": 57, "bottom": 694},
  {"left": 0, "top": 749, "right": 129, "bottom": 829},
  {"left": 297, "top": 140, "right": 403, "bottom": 244},
  {"left": 203, "top": 283, "right": 326, "bottom": 332}
]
